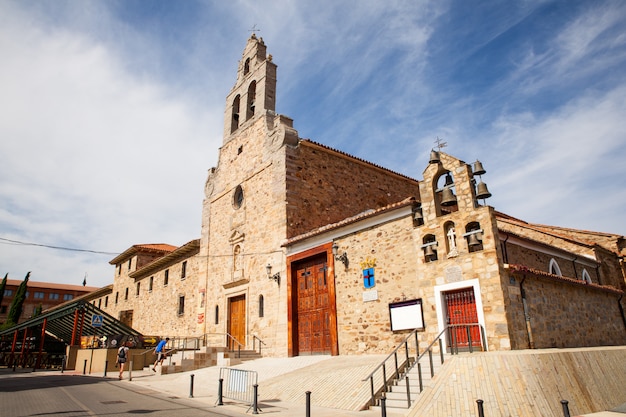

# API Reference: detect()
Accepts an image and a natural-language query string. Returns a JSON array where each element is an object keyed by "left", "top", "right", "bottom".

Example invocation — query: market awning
[{"left": 0, "top": 299, "right": 141, "bottom": 345}]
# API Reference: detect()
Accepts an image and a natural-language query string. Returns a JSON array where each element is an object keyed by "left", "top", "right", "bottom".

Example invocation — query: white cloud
[
  {"left": 486, "top": 85, "right": 626, "bottom": 234},
  {"left": 0, "top": 3, "right": 220, "bottom": 287}
]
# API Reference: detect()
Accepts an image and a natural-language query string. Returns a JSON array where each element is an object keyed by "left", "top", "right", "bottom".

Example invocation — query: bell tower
[{"left": 223, "top": 34, "right": 277, "bottom": 141}]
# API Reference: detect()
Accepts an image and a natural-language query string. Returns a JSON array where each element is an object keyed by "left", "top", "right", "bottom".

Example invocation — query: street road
[{"left": 0, "top": 370, "right": 245, "bottom": 417}]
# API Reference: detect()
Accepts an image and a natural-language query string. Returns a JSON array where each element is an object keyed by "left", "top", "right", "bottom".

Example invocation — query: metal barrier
[{"left": 218, "top": 367, "right": 258, "bottom": 406}]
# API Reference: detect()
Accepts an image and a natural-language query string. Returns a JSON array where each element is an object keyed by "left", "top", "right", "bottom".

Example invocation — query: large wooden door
[
  {"left": 444, "top": 288, "right": 482, "bottom": 350},
  {"left": 228, "top": 295, "right": 246, "bottom": 350},
  {"left": 296, "top": 258, "right": 331, "bottom": 355}
]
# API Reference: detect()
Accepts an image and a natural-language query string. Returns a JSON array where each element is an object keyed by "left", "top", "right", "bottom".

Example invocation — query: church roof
[
  {"left": 130, "top": 239, "right": 200, "bottom": 279},
  {"left": 507, "top": 263, "right": 623, "bottom": 295},
  {"left": 109, "top": 243, "right": 178, "bottom": 265},
  {"left": 300, "top": 139, "right": 421, "bottom": 185}
]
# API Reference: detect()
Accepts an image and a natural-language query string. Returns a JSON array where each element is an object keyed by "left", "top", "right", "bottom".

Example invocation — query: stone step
[{"left": 149, "top": 346, "right": 262, "bottom": 375}]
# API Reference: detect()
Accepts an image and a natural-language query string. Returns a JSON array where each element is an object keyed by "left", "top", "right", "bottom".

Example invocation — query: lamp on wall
[
  {"left": 266, "top": 264, "right": 280, "bottom": 285},
  {"left": 332, "top": 243, "right": 349, "bottom": 267}
]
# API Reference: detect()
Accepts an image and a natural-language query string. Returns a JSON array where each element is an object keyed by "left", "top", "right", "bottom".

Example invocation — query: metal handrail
[
  {"left": 252, "top": 335, "right": 266, "bottom": 354},
  {"left": 204, "top": 332, "right": 244, "bottom": 357},
  {"left": 363, "top": 323, "right": 486, "bottom": 408}
]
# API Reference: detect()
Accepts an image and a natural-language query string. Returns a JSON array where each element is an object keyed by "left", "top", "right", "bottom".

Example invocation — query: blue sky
[{"left": 1, "top": 0, "right": 625, "bottom": 288}]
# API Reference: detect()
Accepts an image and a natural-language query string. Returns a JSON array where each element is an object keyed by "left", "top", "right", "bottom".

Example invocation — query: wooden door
[
  {"left": 444, "top": 288, "right": 482, "bottom": 350},
  {"left": 228, "top": 295, "right": 246, "bottom": 350},
  {"left": 296, "top": 258, "right": 331, "bottom": 355}
]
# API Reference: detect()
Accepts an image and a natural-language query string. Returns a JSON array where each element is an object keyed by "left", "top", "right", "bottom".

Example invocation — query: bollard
[
  {"left": 561, "top": 400, "right": 571, "bottom": 417},
  {"left": 104, "top": 360, "right": 108, "bottom": 377},
  {"left": 129, "top": 360, "right": 133, "bottom": 381},
  {"left": 252, "top": 384, "right": 259, "bottom": 414},
  {"left": 217, "top": 378, "right": 224, "bottom": 406},
  {"left": 83, "top": 359, "right": 87, "bottom": 375},
  {"left": 476, "top": 399, "right": 484, "bottom": 417},
  {"left": 189, "top": 374, "right": 194, "bottom": 398},
  {"left": 306, "top": 391, "right": 311, "bottom": 417},
  {"left": 380, "top": 395, "right": 387, "bottom": 417}
]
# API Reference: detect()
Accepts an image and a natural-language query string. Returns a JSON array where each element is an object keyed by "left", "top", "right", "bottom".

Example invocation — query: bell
[
  {"left": 440, "top": 187, "right": 457, "bottom": 206},
  {"left": 424, "top": 245, "right": 435, "bottom": 258},
  {"left": 429, "top": 150, "right": 440, "bottom": 164},
  {"left": 473, "top": 160, "right": 486, "bottom": 176},
  {"left": 467, "top": 233, "right": 482, "bottom": 247},
  {"left": 413, "top": 210, "right": 423, "bottom": 222},
  {"left": 476, "top": 181, "right": 492, "bottom": 199},
  {"left": 444, "top": 173, "right": 454, "bottom": 187}
]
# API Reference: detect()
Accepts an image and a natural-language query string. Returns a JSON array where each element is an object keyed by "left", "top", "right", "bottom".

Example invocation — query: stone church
[{"left": 90, "top": 35, "right": 626, "bottom": 357}]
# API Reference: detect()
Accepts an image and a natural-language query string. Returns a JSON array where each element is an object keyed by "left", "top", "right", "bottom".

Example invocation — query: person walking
[
  {"left": 153, "top": 337, "right": 169, "bottom": 372},
  {"left": 116, "top": 342, "right": 130, "bottom": 380}
]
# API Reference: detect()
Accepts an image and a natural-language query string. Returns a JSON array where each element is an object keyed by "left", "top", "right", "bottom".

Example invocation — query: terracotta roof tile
[{"left": 506, "top": 264, "right": 622, "bottom": 295}]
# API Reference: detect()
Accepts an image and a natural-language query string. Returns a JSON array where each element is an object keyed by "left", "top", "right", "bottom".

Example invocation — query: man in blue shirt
[{"left": 153, "top": 337, "right": 169, "bottom": 372}]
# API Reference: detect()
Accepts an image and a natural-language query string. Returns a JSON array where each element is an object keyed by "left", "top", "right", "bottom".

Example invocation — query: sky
[{"left": 1, "top": 0, "right": 625, "bottom": 288}]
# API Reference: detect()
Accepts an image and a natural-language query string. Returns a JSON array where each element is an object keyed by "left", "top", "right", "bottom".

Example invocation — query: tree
[
  {"left": 0, "top": 273, "right": 7, "bottom": 310},
  {"left": 6, "top": 272, "right": 30, "bottom": 326},
  {"left": 32, "top": 303, "right": 43, "bottom": 318}
]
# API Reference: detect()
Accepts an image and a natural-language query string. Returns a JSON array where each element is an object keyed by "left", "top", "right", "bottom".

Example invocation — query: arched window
[
  {"left": 215, "top": 305, "right": 219, "bottom": 325},
  {"left": 259, "top": 295, "right": 264, "bottom": 318},
  {"left": 231, "top": 95, "right": 240, "bottom": 133},
  {"left": 464, "top": 222, "right": 484, "bottom": 253},
  {"left": 246, "top": 81, "right": 256, "bottom": 120},
  {"left": 233, "top": 185, "right": 244, "bottom": 209},
  {"left": 549, "top": 258, "right": 562, "bottom": 276},
  {"left": 435, "top": 171, "right": 458, "bottom": 216},
  {"left": 422, "top": 234, "right": 438, "bottom": 262},
  {"left": 244, "top": 58, "right": 250, "bottom": 75},
  {"left": 581, "top": 269, "right": 592, "bottom": 284}
]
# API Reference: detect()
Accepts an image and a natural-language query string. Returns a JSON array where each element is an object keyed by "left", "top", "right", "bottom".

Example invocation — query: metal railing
[
  {"left": 363, "top": 323, "right": 486, "bottom": 408},
  {"left": 252, "top": 335, "right": 266, "bottom": 355}
]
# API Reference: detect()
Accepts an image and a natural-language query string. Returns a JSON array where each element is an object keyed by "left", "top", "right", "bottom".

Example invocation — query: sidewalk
[{"left": 124, "top": 356, "right": 389, "bottom": 417}]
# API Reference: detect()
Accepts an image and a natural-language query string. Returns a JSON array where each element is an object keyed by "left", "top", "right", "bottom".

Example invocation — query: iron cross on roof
[
  {"left": 434, "top": 136, "right": 448, "bottom": 151},
  {"left": 249, "top": 24, "right": 261, "bottom": 36}
]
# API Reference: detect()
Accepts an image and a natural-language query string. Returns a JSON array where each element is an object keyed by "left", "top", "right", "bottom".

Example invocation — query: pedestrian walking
[
  {"left": 116, "top": 342, "right": 130, "bottom": 380},
  {"left": 153, "top": 337, "right": 169, "bottom": 372}
]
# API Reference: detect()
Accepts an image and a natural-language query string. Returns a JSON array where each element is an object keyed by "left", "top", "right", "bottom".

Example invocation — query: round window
[{"left": 233, "top": 185, "right": 244, "bottom": 209}]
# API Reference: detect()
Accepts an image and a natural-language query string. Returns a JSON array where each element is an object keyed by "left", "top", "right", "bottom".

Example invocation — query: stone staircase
[
  {"left": 158, "top": 346, "right": 262, "bottom": 375},
  {"left": 370, "top": 353, "right": 446, "bottom": 414}
]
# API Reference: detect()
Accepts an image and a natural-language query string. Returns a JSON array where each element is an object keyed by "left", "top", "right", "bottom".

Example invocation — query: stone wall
[
  {"left": 96, "top": 253, "right": 199, "bottom": 338},
  {"left": 334, "top": 213, "right": 420, "bottom": 354},
  {"left": 285, "top": 140, "right": 421, "bottom": 238},
  {"left": 505, "top": 273, "right": 626, "bottom": 348}
]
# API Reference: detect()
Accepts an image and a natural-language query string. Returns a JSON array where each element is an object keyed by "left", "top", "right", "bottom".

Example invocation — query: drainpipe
[
  {"left": 502, "top": 235, "right": 510, "bottom": 264},
  {"left": 618, "top": 295, "right": 626, "bottom": 331},
  {"left": 571, "top": 256, "right": 578, "bottom": 279},
  {"left": 519, "top": 275, "right": 535, "bottom": 349}
]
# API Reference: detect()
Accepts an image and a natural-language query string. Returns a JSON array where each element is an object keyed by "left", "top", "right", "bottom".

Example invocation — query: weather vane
[
  {"left": 249, "top": 24, "right": 261, "bottom": 36},
  {"left": 434, "top": 136, "right": 447, "bottom": 151}
]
